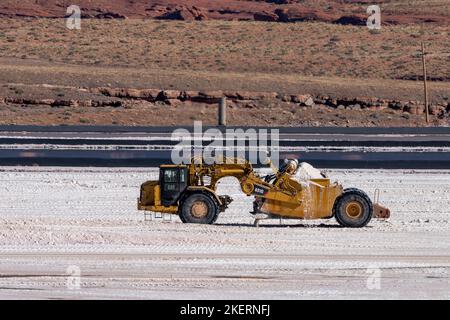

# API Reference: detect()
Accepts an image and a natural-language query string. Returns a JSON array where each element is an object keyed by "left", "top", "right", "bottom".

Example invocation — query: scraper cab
[{"left": 137, "top": 157, "right": 390, "bottom": 227}]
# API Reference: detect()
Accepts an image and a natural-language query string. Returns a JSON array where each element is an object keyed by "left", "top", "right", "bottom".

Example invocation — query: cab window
[{"left": 164, "top": 169, "right": 178, "bottom": 183}]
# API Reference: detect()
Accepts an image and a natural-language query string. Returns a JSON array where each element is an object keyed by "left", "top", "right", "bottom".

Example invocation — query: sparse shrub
[
  {"left": 153, "top": 24, "right": 168, "bottom": 32},
  {"left": 10, "top": 87, "right": 24, "bottom": 95},
  {"left": 329, "top": 35, "right": 341, "bottom": 42},
  {"left": 218, "top": 24, "right": 232, "bottom": 30}
]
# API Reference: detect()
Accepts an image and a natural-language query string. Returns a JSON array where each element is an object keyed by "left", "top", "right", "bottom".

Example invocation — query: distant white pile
[{"left": 295, "top": 162, "right": 326, "bottom": 181}]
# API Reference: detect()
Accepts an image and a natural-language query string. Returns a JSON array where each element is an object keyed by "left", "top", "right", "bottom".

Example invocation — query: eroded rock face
[
  {"left": 1, "top": 86, "right": 448, "bottom": 119},
  {"left": 95, "top": 12, "right": 128, "bottom": 19},
  {"left": 198, "top": 91, "right": 224, "bottom": 100},
  {"left": 139, "top": 89, "right": 161, "bottom": 100},
  {"left": 2, "top": 0, "right": 448, "bottom": 26},
  {"left": 157, "top": 6, "right": 208, "bottom": 21},
  {"left": 85, "top": 87, "right": 448, "bottom": 115},
  {"left": 254, "top": 11, "right": 279, "bottom": 22},
  {"left": 405, "top": 104, "right": 425, "bottom": 115},
  {"left": 274, "top": 8, "right": 335, "bottom": 23},
  {"left": 291, "top": 94, "right": 313, "bottom": 104},
  {"left": 235, "top": 91, "right": 278, "bottom": 100},
  {"left": 334, "top": 15, "right": 366, "bottom": 26}
]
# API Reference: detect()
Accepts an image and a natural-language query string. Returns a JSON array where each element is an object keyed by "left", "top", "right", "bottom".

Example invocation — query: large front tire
[
  {"left": 333, "top": 188, "right": 373, "bottom": 228},
  {"left": 179, "top": 193, "right": 219, "bottom": 224}
]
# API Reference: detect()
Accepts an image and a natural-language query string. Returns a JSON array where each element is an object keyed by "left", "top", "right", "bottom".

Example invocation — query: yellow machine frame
[{"left": 137, "top": 157, "right": 385, "bottom": 221}]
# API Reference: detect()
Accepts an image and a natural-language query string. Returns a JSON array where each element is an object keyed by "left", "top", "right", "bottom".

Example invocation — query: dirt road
[{"left": 0, "top": 167, "right": 449, "bottom": 299}]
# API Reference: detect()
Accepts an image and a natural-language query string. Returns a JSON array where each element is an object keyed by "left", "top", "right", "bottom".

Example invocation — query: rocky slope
[{"left": 0, "top": 0, "right": 448, "bottom": 26}]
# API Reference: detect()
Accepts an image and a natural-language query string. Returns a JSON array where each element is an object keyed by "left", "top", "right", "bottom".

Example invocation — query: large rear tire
[
  {"left": 333, "top": 188, "right": 373, "bottom": 228},
  {"left": 179, "top": 193, "right": 219, "bottom": 224}
]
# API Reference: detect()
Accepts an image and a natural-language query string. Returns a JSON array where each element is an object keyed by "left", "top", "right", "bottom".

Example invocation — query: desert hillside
[
  {"left": 0, "top": 1, "right": 448, "bottom": 126},
  {"left": 0, "top": 0, "right": 449, "bottom": 25}
]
